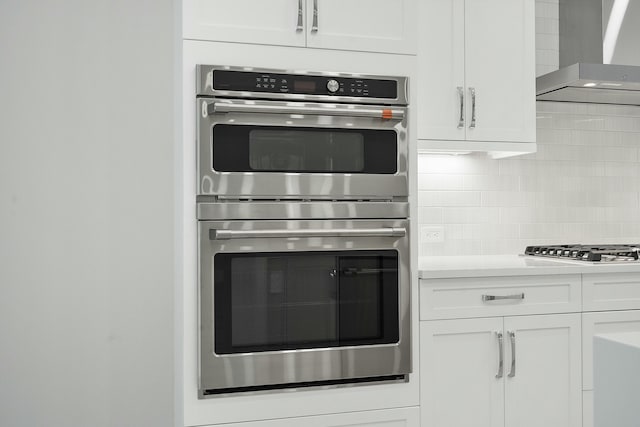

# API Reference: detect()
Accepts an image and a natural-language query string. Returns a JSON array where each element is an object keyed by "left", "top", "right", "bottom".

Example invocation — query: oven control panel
[{"left": 211, "top": 69, "right": 398, "bottom": 99}]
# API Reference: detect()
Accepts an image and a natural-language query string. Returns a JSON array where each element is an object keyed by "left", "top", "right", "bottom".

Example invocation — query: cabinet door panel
[
  {"left": 420, "top": 318, "right": 504, "bottom": 427},
  {"left": 464, "top": 0, "right": 535, "bottom": 143},
  {"left": 417, "top": 0, "right": 465, "bottom": 140},
  {"left": 582, "top": 310, "right": 640, "bottom": 391},
  {"left": 504, "top": 314, "right": 582, "bottom": 427},
  {"left": 184, "top": 0, "right": 306, "bottom": 47},
  {"left": 307, "top": 0, "right": 417, "bottom": 54}
]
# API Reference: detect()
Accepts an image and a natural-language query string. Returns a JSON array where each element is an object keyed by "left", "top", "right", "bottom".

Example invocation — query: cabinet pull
[
  {"left": 482, "top": 293, "right": 525, "bottom": 302},
  {"left": 296, "top": 0, "right": 304, "bottom": 31},
  {"left": 311, "top": 0, "right": 319, "bottom": 32},
  {"left": 495, "top": 331, "right": 504, "bottom": 379},
  {"left": 508, "top": 331, "right": 516, "bottom": 377},
  {"left": 469, "top": 87, "right": 477, "bottom": 128},
  {"left": 457, "top": 86, "right": 465, "bottom": 128}
]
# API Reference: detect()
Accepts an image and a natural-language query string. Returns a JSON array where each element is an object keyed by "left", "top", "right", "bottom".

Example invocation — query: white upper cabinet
[
  {"left": 417, "top": 0, "right": 536, "bottom": 146},
  {"left": 306, "top": 0, "right": 417, "bottom": 54},
  {"left": 183, "top": 0, "right": 306, "bottom": 47},
  {"left": 183, "top": 0, "right": 417, "bottom": 55}
]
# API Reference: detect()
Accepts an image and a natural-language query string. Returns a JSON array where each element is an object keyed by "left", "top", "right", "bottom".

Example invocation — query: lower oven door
[{"left": 198, "top": 219, "right": 410, "bottom": 395}]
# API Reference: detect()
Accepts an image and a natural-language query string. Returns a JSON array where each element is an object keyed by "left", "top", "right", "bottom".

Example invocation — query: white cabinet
[
  {"left": 419, "top": 274, "right": 582, "bottom": 320},
  {"left": 417, "top": 0, "right": 536, "bottom": 153},
  {"left": 421, "top": 317, "right": 504, "bottom": 427},
  {"left": 419, "top": 275, "right": 582, "bottom": 427},
  {"left": 183, "top": 0, "right": 417, "bottom": 55},
  {"left": 581, "top": 272, "right": 640, "bottom": 427},
  {"left": 582, "top": 311, "right": 640, "bottom": 427},
  {"left": 197, "top": 407, "right": 420, "bottom": 427},
  {"left": 502, "top": 314, "right": 582, "bottom": 427},
  {"left": 421, "top": 314, "right": 581, "bottom": 427}
]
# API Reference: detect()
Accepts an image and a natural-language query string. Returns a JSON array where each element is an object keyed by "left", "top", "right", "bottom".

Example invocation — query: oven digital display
[{"left": 293, "top": 80, "right": 316, "bottom": 93}]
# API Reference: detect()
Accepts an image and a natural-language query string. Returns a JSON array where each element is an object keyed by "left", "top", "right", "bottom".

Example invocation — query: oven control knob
[{"left": 326, "top": 79, "right": 340, "bottom": 93}]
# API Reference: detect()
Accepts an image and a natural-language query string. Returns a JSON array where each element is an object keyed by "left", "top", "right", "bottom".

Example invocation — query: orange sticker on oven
[{"left": 382, "top": 109, "right": 393, "bottom": 119}]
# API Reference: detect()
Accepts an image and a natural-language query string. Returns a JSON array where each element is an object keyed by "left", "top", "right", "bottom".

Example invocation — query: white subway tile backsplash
[
  {"left": 461, "top": 174, "right": 520, "bottom": 191},
  {"left": 417, "top": 174, "right": 464, "bottom": 190},
  {"left": 442, "top": 207, "right": 501, "bottom": 224},
  {"left": 418, "top": 191, "right": 481, "bottom": 207},
  {"left": 418, "top": 207, "right": 444, "bottom": 224}
]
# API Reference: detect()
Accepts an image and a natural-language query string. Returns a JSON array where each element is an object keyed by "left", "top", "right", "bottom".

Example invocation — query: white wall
[
  {"left": 0, "top": 1, "right": 176, "bottom": 426},
  {"left": 418, "top": 0, "right": 640, "bottom": 256}
]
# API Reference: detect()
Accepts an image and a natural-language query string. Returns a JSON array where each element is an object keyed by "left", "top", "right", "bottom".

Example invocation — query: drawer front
[
  {"left": 420, "top": 275, "right": 582, "bottom": 320},
  {"left": 196, "top": 407, "right": 420, "bottom": 427},
  {"left": 583, "top": 273, "right": 640, "bottom": 311}
]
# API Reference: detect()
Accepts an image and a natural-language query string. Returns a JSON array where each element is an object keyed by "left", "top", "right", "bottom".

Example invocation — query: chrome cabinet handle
[
  {"left": 296, "top": 0, "right": 304, "bottom": 31},
  {"left": 311, "top": 0, "right": 319, "bottom": 32},
  {"left": 482, "top": 293, "right": 525, "bottom": 302},
  {"left": 495, "top": 331, "right": 504, "bottom": 379},
  {"left": 210, "top": 227, "right": 407, "bottom": 240},
  {"left": 209, "top": 100, "right": 406, "bottom": 120},
  {"left": 457, "top": 86, "right": 464, "bottom": 128},
  {"left": 469, "top": 87, "right": 476, "bottom": 128},
  {"left": 508, "top": 331, "right": 516, "bottom": 377}
]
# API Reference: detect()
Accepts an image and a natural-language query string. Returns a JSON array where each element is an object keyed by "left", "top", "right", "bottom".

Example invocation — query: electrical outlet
[{"left": 421, "top": 226, "right": 445, "bottom": 243}]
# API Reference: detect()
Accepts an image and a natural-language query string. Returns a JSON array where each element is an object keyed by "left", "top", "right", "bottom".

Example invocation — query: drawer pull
[{"left": 482, "top": 293, "right": 525, "bottom": 302}]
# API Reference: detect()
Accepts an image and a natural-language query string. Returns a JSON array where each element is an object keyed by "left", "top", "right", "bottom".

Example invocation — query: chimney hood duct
[{"left": 536, "top": 0, "right": 640, "bottom": 105}]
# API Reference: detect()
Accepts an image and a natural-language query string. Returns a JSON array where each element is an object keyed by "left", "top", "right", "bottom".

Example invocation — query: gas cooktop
[{"left": 524, "top": 244, "right": 640, "bottom": 262}]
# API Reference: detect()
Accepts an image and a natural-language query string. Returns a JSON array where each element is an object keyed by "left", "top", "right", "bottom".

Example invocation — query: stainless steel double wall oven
[{"left": 196, "top": 65, "right": 411, "bottom": 396}]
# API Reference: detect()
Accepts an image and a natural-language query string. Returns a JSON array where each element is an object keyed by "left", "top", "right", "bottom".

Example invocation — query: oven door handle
[
  {"left": 208, "top": 100, "right": 406, "bottom": 120},
  {"left": 210, "top": 227, "right": 406, "bottom": 240}
]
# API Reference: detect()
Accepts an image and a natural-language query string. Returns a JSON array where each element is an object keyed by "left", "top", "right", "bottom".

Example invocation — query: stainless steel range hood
[{"left": 536, "top": 0, "right": 640, "bottom": 105}]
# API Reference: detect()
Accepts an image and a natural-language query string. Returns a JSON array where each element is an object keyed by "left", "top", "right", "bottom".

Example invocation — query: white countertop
[{"left": 418, "top": 255, "right": 640, "bottom": 279}]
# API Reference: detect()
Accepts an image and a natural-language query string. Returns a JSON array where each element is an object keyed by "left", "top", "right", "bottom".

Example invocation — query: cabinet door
[
  {"left": 464, "top": 0, "right": 535, "bottom": 143},
  {"left": 504, "top": 314, "right": 582, "bottom": 427},
  {"left": 420, "top": 318, "right": 504, "bottom": 427},
  {"left": 582, "top": 310, "right": 640, "bottom": 391},
  {"left": 306, "top": 0, "right": 417, "bottom": 54},
  {"left": 417, "top": 0, "right": 466, "bottom": 141},
  {"left": 582, "top": 311, "right": 640, "bottom": 427},
  {"left": 183, "top": 0, "right": 306, "bottom": 47}
]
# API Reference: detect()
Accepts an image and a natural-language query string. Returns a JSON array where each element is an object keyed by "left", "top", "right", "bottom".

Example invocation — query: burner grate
[{"left": 524, "top": 245, "right": 640, "bottom": 262}]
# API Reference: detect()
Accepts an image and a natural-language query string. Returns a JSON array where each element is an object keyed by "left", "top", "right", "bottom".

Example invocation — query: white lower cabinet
[
  {"left": 581, "top": 312, "right": 640, "bottom": 426},
  {"left": 421, "top": 314, "right": 582, "bottom": 427},
  {"left": 581, "top": 272, "right": 640, "bottom": 427},
  {"left": 503, "top": 314, "right": 582, "bottom": 427},
  {"left": 582, "top": 312, "right": 640, "bottom": 427},
  {"left": 200, "top": 407, "right": 420, "bottom": 427}
]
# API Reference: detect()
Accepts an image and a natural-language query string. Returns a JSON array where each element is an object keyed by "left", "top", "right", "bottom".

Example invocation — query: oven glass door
[
  {"left": 199, "top": 219, "right": 411, "bottom": 394},
  {"left": 214, "top": 250, "right": 399, "bottom": 355},
  {"left": 213, "top": 125, "right": 397, "bottom": 174},
  {"left": 197, "top": 99, "right": 408, "bottom": 199}
]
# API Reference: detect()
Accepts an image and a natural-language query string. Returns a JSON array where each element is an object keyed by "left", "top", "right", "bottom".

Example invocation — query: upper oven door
[{"left": 197, "top": 98, "right": 408, "bottom": 200}]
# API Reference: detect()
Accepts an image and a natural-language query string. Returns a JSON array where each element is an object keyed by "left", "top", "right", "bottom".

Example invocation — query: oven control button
[{"left": 326, "top": 79, "right": 340, "bottom": 93}]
